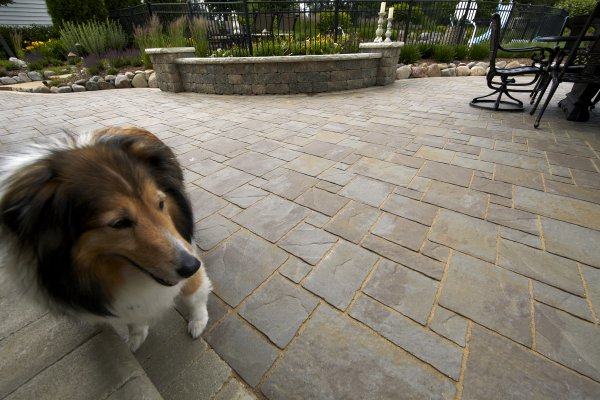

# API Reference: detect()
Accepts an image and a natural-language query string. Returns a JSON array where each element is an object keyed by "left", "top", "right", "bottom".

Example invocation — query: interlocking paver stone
[
  {"left": 533, "top": 281, "right": 592, "bottom": 321},
  {"left": 544, "top": 179, "right": 600, "bottom": 205},
  {"left": 480, "top": 148, "right": 548, "bottom": 172},
  {"left": 381, "top": 193, "right": 438, "bottom": 226},
  {"left": 278, "top": 223, "right": 337, "bottom": 265},
  {"left": 278, "top": 257, "right": 313, "bottom": 283},
  {"left": 317, "top": 167, "right": 356, "bottom": 186},
  {"left": 419, "top": 161, "right": 473, "bottom": 187},
  {"left": 494, "top": 164, "right": 544, "bottom": 190},
  {"left": 161, "top": 348, "right": 231, "bottom": 400},
  {"left": 233, "top": 195, "right": 310, "bottom": 242},
  {"left": 224, "top": 184, "right": 268, "bottom": 208},
  {"left": 349, "top": 295, "right": 463, "bottom": 380},
  {"left": 546, "top": 151, "right": 597, "bottom": 171},
  {"left": 0, "top": 314, "right": 97, "bottom": 398},
  {"left": 300, "top": 140, "right": 353, "bottom": 161},
  {"left": 239, "top": 275, "right": 319, "bottom": 348},
  {"left": 261, "top": 305, "right": 456, "bottom": 400},
  {"left": 295, "top": 187, "right": 349, "bottom": 216},
  {"left": 196, "top": 166, "right": 255, "bottom": 196},
  {"left": 439, "top": 252, "right": 531, "bottom": 346},
  {"left": 535, "top": 302, "right": 600, "bottom": 382},
  {"left": 571, "top": 168, "right": 600, "bottom": 190},
  {"left": 429, "top": 306, "right": 469, "bottom": 347},
  {"left": 213, "top": 379, "right": 257, "bottom": 400},
  {"left": 339, "top": 175, "right": 394, "bottom": 207},
  {"left": 303, "top": 241, "right": 378, "bottom": 310},
  {"left": 349, "top": 157, "right": 417, "bottom": 185},
  {"left": 422, "top": 181, "right": 488, "bottom": 218},
  {"left": 371, "top": 212, "right": 429, "bottom": 251},
  {"left": 324, "top": 200, "right": 381, "bottom": 243},
  {"left": 415, "top": 146, "right": 455, "bottom": 163},
  {"left": 362, "top": 234, "right": 445, "bottom": 280},
  {"left": 498, "top": 239, "right": 584, "bottom": 296},
  {"left": 581, "top": 265, "right": 600, "bottom": 317},
  {"left": 188, "top": 187, "right": 228, "bottom": 222},
  {"left": 227, "top": 151, "right": 285, "bottom": 177},
  {"left": 470, "top": 176, "right": 511, "bottom": 198},
  {"left": 486, "top": 204, "right": 539, "bottom": 234},
  {"left": 462, "top": 325, "right": 600, "bottom": 400},
  {"left": 204, "top": 230, "right": 287, "bottom": 307},
  {"left": 201, "top": 137, "right": 247, "bottom": 155},
  {"left": 514, "top": 186, "right": 600, "bottom": 230},
  {"left": 194, "top": 213, "right": 240, "bottom": 251},
  {"left": 284, "top": 154, "right": 335, "bottom": 176},
  {"left": 205, "top": 313, "right": 278, "bottom": 387},
  {"left": 363, "top": 259, "right": 438, "bottom": 324},
  {"left": 429, "top": 209, "right": 498, "bottom": 263},
  {"left": 541, "top": 217, "right": 600, "bottom": 267},
  {"left": 261, "top": 169, "right": 317, "bottom": 200}
]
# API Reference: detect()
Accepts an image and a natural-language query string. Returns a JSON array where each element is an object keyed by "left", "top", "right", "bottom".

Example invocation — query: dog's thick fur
[{"left": 0, "top": 127, "right": 211, "bottom": 351}]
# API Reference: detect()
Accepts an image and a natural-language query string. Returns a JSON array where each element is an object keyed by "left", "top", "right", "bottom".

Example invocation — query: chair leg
[
  {"left": 530, "top": 74, "right": 551, "bottom": 116},
  {"left": 534, "top": 80, "right": 560, "bottom": 128}
]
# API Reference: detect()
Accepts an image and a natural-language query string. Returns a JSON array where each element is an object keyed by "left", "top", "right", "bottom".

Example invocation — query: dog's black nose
[{"left": 177, "top": 252, "right": 201, "bottom": 278}]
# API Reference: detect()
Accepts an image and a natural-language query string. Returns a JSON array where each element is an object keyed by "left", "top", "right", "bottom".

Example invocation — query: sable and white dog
[{"left": 0, "top": 127, "right": 211, "bottom": 351}]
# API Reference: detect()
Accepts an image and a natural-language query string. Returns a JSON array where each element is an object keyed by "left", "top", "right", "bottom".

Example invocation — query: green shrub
[
  {"left": 432, "top": 44, "right": 455, "bottom": 62},
  {"left": 134, "top": 15, "right": 191, "bottom": 67},
  {"left": 0, "top": 59, "right": 18, "bottom": 76},
  {"left": 60, "top": 19, "right": 127, "bottom": 55},
  {"left": 399, "top": 44, "right": 421, "bottom": 64},
  {"left": 555, "top": 0, "right": 596, "bottom": 16},
  {"left": 318, "top": 10, "right": 352, "bottom": 34},
  {"left": 469, "top": 43, "right": 489, "bottom": 60},
  {"left": 454, "top": 44, "right": 469, "bottom": 60},
  {"left": 37, "top": 39, "right": 66, "bottom": 60},
  {"left": 46, "top": 0, "right": 108, "bottom": 28},
  {"left": 417, "top": 43, "right": 434, "bottom": 58},
  {"left": 107, "top": 66, "right": 118, "bottom": 75}
]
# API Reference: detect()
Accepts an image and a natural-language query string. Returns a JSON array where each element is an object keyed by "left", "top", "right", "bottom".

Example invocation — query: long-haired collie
[{"left": 0, "top": 127, "right": 211, "bottom": 351}]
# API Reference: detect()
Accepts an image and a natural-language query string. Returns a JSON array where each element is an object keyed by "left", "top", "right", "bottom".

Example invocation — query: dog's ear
[
  {"left": 95, "top": 127, "right": 194, "bottom": 242},
  {"left": 1, "top": 159, "right": 113, "bottom": 315}
]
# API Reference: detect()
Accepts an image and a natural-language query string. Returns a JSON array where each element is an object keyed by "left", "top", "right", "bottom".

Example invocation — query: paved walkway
[{"left": 1, "top": 78, "right": 599, "bottom": 400}]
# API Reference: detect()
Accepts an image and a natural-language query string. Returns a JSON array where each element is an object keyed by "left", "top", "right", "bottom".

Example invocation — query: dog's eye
[
  {"left": 110, "top": 218, "right": 134, "bottom": 229},
  {"left": 159, "top": 200, "right": 165, "bottom": 210}
]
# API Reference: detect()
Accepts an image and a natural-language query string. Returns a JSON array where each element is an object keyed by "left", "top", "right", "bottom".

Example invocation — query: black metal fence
[{"left": 110, "top": 0, "right": 567, "bottom": 56}]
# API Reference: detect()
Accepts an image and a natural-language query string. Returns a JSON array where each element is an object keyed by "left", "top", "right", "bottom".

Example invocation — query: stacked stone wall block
[
  {"left": 328, "top": 81, "right": 349, "bottom": 92},
  {"left": 228, "top": 74, "right": 245, "bottom": 85},
  {"left": 232, "top": 84, "right": 253, "bottom": 95},
  {"left": 214, "top": 83, "right": 234, "bottom": 95},
  {"left": 252, "top": 84, "right": 267, "bottom": 95},
  {"left": 266, "top": 83, "right": 290, "bottom": 94},
  {"left": 312, "top": 81, "right": 329, "bottom": 93}
]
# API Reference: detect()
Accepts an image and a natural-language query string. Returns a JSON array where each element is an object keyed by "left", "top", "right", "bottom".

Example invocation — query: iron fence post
[
  {"left": 334, "top": 0, "right": 340, "bottom": 42},
  {"left": 146, "top": 1, "right": 153, "bottom": 17},
  {"left": 404, "top": 0, "right": 413, "bottom": 44},
  {"left": 187, "top": 0, "right": 194, "bottom": 21},
  {"left": 500, "top": 2, "right": 516, "bottom": 44},
  {"left": 244, "top": 0, "right": 253, "bottom": 56}
]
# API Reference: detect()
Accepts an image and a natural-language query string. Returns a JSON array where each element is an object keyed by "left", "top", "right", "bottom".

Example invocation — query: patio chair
[
  {"left": 529, "top": 13, "right": 594, "bottom": 107},
  {"left": 531, "top": 4, "right": 600, "bottom": 127},
  {"left": 470, "top": 14, "right": 554, "bottom": 112}
]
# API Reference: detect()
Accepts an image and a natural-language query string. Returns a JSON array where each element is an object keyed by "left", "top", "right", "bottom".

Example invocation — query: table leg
[{"left": 558, "top": 82, "right": 600, "bottom": 122}]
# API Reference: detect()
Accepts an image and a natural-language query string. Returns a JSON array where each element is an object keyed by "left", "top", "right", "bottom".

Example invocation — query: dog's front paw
[
  {"left": 188, "top": 312, "right": 208, "bottom": 339},
  {"left": 127, "top": 324, "right": 149, "bottom": 352}
]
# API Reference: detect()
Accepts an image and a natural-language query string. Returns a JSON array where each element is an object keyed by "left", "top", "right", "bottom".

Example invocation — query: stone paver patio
[{"left": 1, "top": 77, "right": 599, "bottom": 400}]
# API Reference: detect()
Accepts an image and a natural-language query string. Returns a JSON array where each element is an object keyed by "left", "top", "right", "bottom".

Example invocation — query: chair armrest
[{"left": 498, "top": 45, "right": 553, "bottom": 55}]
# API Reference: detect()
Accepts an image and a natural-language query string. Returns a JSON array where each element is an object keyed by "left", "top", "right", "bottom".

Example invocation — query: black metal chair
[
  {"left": 470, "top": 14, "right": 554, "bottom": 112},
  {"left": 532, "top": 3, "right": 600, "bottom": 127}
]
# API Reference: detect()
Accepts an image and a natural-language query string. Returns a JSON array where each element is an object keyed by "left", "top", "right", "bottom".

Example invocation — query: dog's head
[{"left": 0, "top": 127, "right": 199, "bottom": 315}]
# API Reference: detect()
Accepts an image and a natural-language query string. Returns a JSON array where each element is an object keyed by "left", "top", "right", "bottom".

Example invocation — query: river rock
[
  {"left": 72, "top": 84, "right": 86, "bottom": 92},
  {"left": 148, "top": 72, "right": 158, "bottom": 88},
  {"left": 43, "top": 70, "right": 55, "bottom": 78},
  {"left": 506, "top": 60, "right": 520, "bottom": 69},
  {"left": 27, "top": 71, "right": 43, "bottom": 81},
  {"left": 457, "top": 66, "right": 471, "bottom": 76},
  {"left": 0, "top": 77, "right": 18, "bottom": 85},
  {"left": 115, "top": 74, "right": 131, "bottom": 88},
  {"left": 496, "top": 60, "right": 507, "bottom": 68},
  {"left": 57, "top": 86, "right": 72, "bottom": 93},
  {"left": 441, "top": 68, "right": 456, "bottom": 77},
  {"left": 411, "top": 66, "right": 427, "bottom": 78},
  {"left": 85, "top": 81, "right": 99, "bottom": 91},
  {"left": 17, "top": 72, "right": 32, "bottom": 82},
  {"left": 32, "top": 85, "right": 50, "bottom": 93},
  {"left": 9, "top": 57, "right": 27, "bottom": 68},
  {"left": 131, "top": 73, "right": 148, "bottom": 88},
  {"left": 470, "top": 66, "right": 487, "bottom": 76},
  {"left": 396, "top": 65, "right": 412, "bottom": 80},
  {"left": 427, "top": 63, "right": 441, "bottom": 77}
]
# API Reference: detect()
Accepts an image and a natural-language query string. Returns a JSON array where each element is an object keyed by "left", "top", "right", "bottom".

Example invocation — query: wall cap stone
[
  {"left": 174, "top": 53, "right": 382, "bottom": 65},
  {"left": 145, "top": 47, "right": 196, "bottom": 54},
  {"left": 359, "top": 42, "right": 404, "bottom": 49}
]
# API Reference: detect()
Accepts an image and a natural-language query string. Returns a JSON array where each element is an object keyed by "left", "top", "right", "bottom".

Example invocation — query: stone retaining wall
[{"left": 146, "top": 43, "right": 402, "bottom": 95}]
